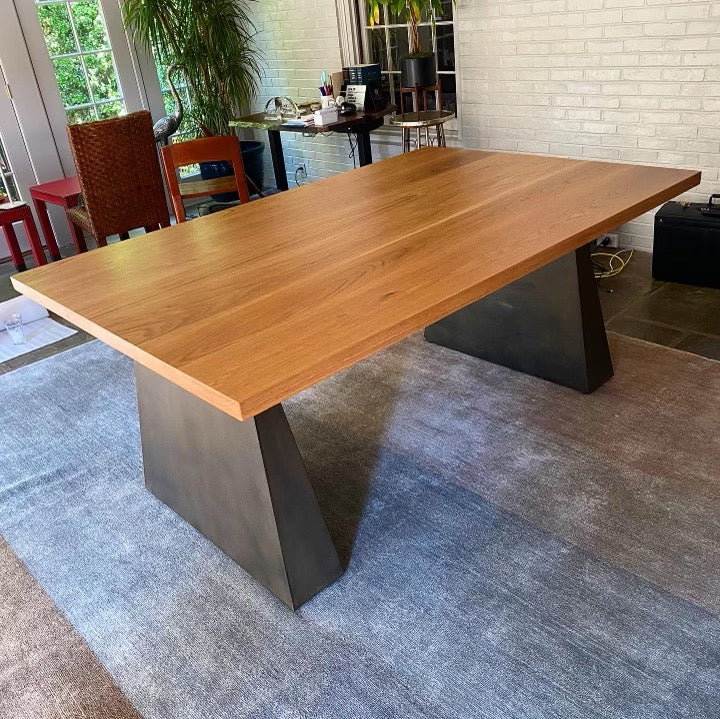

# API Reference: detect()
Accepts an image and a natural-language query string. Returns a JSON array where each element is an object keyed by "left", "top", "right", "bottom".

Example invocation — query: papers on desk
[{"left": 263, "top": 115, "right": 315, "bottom": 126}]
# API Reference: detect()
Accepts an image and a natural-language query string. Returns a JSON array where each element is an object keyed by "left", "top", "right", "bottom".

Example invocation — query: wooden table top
[{"left": 12, "top": 148, "right": 699, "bottom": 421}]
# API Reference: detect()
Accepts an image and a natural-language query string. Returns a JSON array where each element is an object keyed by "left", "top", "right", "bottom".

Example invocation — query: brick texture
[{"left": 250, "top": 0, "right": 720, "bottom": 250}]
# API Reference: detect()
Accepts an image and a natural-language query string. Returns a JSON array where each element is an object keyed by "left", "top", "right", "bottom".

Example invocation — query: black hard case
[{"left": 652, "top": 194, "right": 720, "bottom": 288}]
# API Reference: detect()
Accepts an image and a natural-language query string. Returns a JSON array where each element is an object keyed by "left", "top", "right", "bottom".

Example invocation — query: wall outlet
[
  {"left": 597, "top": 232, "right": 620, "bottom": 248},
  {"left": 295, "top": 163, "right": 307, "bottom": 185}
]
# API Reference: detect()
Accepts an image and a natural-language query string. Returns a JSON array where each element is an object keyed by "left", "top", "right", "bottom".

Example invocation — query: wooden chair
[
  {"left": 66, "top": 111, "right": 170, "bottom": 249},
  {"left": 160, "top": 136, "right": 250, "bottom": 223}
]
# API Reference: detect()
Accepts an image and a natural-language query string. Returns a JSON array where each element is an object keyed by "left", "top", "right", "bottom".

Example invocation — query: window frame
[{"left": 354, "top": 1, "right": 460, "bottom": 134}]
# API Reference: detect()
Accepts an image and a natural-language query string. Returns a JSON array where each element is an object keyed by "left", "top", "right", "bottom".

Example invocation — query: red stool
[{"left": 0, "top": 202, "right": 48, "bottom": 272}]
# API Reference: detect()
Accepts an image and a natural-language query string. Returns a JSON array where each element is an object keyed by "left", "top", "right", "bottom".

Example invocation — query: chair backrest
[
  {"left": 160, "top": 136, "right": 250, "bottom": 223},
  {"left": 67, "top": 111, "right": 170, "bottom": 237}
]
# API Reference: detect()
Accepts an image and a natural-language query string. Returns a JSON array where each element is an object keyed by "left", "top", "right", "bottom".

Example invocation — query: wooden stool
[
  {"left": 29, "top": 176, "right": 85, "bottom": 256},
  {"left": 0, "top": 203, "right": 48, "bottom": 272},
  {"left": 398, "top": 82, "right": 443, "bottom": 117}
]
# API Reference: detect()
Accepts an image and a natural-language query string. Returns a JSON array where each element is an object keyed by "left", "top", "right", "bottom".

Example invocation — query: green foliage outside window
[{"left": 36, "top": 0, "right": 126, "bottom": 123}]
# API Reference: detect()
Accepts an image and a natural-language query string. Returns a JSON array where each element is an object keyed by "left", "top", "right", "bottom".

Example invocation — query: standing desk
[
  {"left": 12, "top": 148, "right": 699, "bottom": 609},
  {"left": 230, "top": 108, "right": 394, "bottom": 191}
]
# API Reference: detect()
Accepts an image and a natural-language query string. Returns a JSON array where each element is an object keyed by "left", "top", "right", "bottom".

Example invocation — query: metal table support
[
  {"left": 425, "top": 244, "right": 613, "bottom": 393},
  {"left": 135, "top": 364, "right": 342, "bottom": 609}
]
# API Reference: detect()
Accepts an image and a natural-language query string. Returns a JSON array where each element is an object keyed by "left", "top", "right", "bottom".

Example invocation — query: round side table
[{"left": 389, "top": 111, "right": 455, "bottom": 153}]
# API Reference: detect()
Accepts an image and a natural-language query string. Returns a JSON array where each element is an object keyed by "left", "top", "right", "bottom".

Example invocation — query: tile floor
[
  {"left": 600, "top": 249, "right": 720, "bottom": 361},
  {"left": 1, "top": 245, "right": 719, "bottom": 379}
]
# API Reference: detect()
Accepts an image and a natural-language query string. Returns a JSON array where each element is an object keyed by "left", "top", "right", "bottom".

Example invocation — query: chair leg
[
  {"left": 1, "top": 223, "right": 27, "bottom": 272},
  {"left": 95, "top": 235, "right": 108, "bottom": 247},
  {"left": 67, "top": 217, "right": 88, "bottom": 254},
  {"left": 119, "top": 232, "right": 130, "bottom": 241},
  {"left": 144, "top": 225, "right": 158, "bottom": 233},
  {"left": 22, "top": 211, "right": 47, "bottom": 267}
]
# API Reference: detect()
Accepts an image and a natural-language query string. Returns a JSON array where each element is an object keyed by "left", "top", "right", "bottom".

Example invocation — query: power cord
[
  {"left": 592, "top": 246, "right": 634, "bottom": 279},
  {"left": 347, "top": 131, "right": 357, "bottom": 169}
]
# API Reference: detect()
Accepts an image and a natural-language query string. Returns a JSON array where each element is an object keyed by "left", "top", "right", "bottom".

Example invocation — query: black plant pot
[
  {"left": 400, "top": 55, "right": 437, "bottom": 89},
  {"left": 199, "top": 140, "right": 265, "bottom": 202}
]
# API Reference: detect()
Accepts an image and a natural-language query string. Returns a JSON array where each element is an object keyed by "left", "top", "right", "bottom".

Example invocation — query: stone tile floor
[
  {"left": 1, "top": 245, "right": 719, "bottom": 379},
  {"left": 600, "top": 249, "right": 720, "bottom": 361}
]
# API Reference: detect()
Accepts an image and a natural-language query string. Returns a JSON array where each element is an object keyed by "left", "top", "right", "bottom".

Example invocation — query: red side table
[
  {"left": 0, "top": 202, "right": 48, "bottom": 272},
  {"left": 29, "top": 176, "right": 87, "bottom": 256}
]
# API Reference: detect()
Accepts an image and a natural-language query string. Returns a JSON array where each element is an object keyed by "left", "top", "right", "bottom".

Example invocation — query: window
[
  {"left": 359, "top": 0, "right": 456, "bottom": 114},
  {"left": 35, "top": 0, "right": 126, "bottom": 124},
  {"left": 0, "top": 137, "right": 19, "bottom": 202}
]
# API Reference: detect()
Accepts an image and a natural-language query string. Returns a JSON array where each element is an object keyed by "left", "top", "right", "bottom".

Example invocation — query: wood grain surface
[{"left": 12, "top": 148, "right": 700, "bottom": 420}]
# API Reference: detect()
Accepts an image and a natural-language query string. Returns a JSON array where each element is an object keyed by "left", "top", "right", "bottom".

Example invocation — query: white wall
[{"left": 250, "top": 0, "right": 720, "bottom": 249}]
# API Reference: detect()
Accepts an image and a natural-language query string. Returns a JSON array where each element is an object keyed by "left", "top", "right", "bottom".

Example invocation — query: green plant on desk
[{"left": 122, "top": 0, "right": 261, "bottom": 137}]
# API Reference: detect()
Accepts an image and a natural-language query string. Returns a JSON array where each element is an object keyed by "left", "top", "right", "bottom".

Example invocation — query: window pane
[
  {"left": 390, "top": 27, "right": 409, "bottom": 69},
  {"left": 2, "top": 174, "right": 20, "bottom": 202},
  {"left": 37, "top": 3, "right": 76, "bottom": 56},
  {"left": 71, "top": 1, "right": 110, "bottom": 52},
  {"left": 84, "top": 52, "right": 121, "bottom": 100},
  {"left": 0, "top": 136, "right": 16, "bottom": 201},
  {"left": 67, "top": 106, "right": 96, "bottom": 124},
  {"left": 96, "top": 100, "right": 124, "bottom": 119},
  {"left": 53, "top": 56, "right": 91, "bottom": 106},
  {"left": 368, "top": 29, "right": 388, "bottom": 71},
  {"left": 418, "top": 25, "right": 432, "bottom": 55},
  {"left": 437, "top": 0, "right": 453, "bottom": 21},
  {"left": 440, "top": 74, "right": 456, "bottom": 114},
  {"left": 436, "top": 26, "right": 455, "bottom": 72}
]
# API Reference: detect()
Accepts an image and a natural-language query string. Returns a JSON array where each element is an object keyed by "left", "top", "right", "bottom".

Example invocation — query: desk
[
  {"left": 230, "top": 107, "right": 394, "bottom": 191},
  {"left": 29, "top": 176, "right": 86, "bottom": 257},
  {"left": 13, "top": 148, "right": 699, "bottom": 609}
]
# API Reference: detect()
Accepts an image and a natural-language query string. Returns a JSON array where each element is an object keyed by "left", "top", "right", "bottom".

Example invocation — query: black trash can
[{"left": 199, "top": 140, "right": 265, "bottom": 202}]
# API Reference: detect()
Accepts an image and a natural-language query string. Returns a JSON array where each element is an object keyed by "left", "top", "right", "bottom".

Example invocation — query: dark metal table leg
[
  {"left": 425, "top": 243, "right": 613, "bottom": 393},
  {"left": 268, "top": 129, "right": 289, "bottom": 191},
  {"left": 356, "top": 127, "right": 373, "bottom": 166},
  {"left": 135, "top": 364, "right": 342, "bottom": 609}
]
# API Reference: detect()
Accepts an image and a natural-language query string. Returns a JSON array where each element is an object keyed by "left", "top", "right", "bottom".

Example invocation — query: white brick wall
[
  {"left": 459, "top": 0, "right": 720, "bottom": 249},
  {"left": 250, "top": 0, "right": 720, "bottom": 250}
]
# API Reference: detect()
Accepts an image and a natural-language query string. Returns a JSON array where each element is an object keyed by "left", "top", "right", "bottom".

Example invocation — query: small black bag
[{"left": 652, "top": 194, "right": 720, "bottom": 288}]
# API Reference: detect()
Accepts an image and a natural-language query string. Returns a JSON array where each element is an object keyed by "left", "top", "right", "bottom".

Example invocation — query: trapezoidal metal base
[
  {"left": 135, "top": 364, "right": 342, "bottom": 610},
  {"left": 425, "top": 244, "right": 613, "bottom": 393}
]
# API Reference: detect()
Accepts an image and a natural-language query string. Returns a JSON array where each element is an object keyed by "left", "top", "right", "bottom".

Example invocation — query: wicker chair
[{"left": 66, "top": 111, "right": 170, "bottom": 248}]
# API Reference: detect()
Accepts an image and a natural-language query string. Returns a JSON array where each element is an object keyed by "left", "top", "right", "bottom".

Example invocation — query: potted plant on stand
[
  {"left": 122, "top": 0, "right": 264, "bottom": 197},
  {"left": 366, "top": 0, "right": 444, "bottom": 90}
]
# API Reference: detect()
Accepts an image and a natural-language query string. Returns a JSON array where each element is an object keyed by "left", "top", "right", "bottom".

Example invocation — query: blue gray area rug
[{"left": 1, "top": 334, "right": 719, "bottom": 718}]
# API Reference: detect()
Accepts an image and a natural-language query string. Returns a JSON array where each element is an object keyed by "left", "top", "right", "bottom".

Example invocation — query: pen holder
[{"left": 320, "top": 96, "right": 334, "bottom": 110}]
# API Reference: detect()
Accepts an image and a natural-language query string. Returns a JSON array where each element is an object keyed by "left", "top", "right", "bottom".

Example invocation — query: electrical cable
[
  {"left": 591, "top": 247, "right": 634, "bottom": 279},
  {"left": 347, "top": 131, "right": 357, "bottom": 169}
]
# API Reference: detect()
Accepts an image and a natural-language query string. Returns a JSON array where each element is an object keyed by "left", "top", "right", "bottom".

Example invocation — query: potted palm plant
[
  {"left": 366, "top": 0, "right": 444, "bottom": 89},
  {"left": 122, "top": 0, "right": 263, "bottom": 194}
]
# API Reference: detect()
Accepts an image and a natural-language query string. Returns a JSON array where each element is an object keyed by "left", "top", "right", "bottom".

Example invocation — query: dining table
[{"left": 12, "top": 147, "right": 699, "bottom": 609}]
